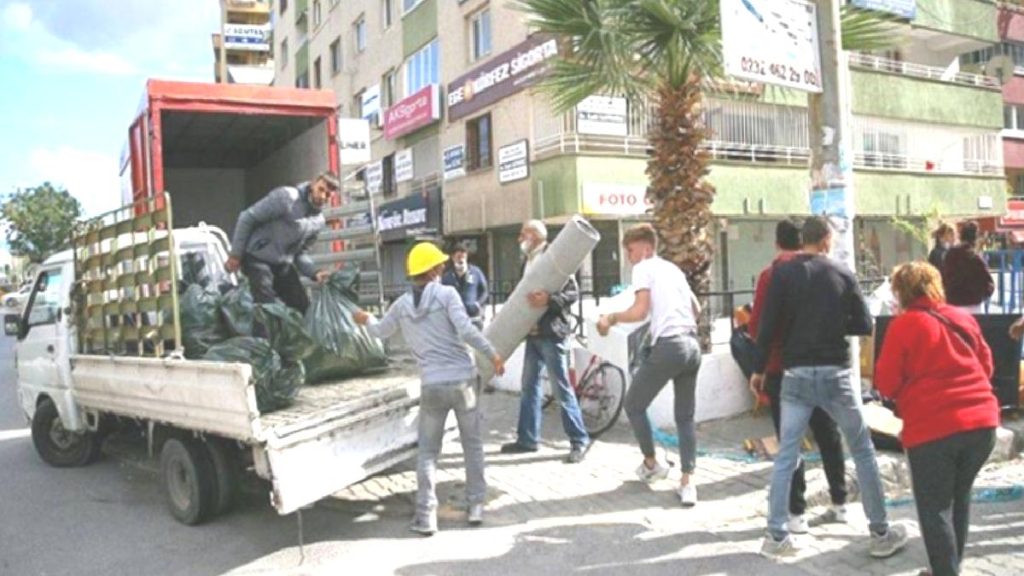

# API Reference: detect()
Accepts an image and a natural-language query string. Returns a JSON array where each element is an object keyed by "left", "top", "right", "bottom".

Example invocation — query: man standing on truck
[
  {"left": 225, "top": 172, "right": 339, "bottom": 314},
  {"left": 353, "top": 242, "right": 505, "bottom": 535}
]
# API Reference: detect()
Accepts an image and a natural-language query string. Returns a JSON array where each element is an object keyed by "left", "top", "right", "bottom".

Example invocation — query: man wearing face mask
[
  {"left": 442, "top": 243, "right": 489, "bottom": 330},
  {"left": 225, "top": 172, "right": 337, "bottom": 315},
  {"left": 500, "top": 220, "right": 590, "bottom": 463}
]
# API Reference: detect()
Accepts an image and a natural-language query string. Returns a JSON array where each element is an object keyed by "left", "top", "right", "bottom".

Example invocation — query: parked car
[{"left": 2, "top": 284, "right": 32, "bottom": 313}]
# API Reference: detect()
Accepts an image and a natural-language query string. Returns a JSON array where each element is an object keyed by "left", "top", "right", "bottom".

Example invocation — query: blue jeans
[
  {"left": 768, "top": 366, "right": 890, "bottom": 541},
  {"left": 516, "top": 337, "right": 590, "bottom": 449}
]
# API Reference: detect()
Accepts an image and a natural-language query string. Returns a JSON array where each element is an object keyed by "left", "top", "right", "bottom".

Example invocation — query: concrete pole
[
  {"left": 809, "top": 0, "right": 862, "bottom": 384},
  {"left": 219, "top": 0, "right": 228, "bottom": 83}
]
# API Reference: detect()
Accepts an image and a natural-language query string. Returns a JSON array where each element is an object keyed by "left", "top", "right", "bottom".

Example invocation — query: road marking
[{"left": 0, "top": 428, "right": 30, "bottom": 441}]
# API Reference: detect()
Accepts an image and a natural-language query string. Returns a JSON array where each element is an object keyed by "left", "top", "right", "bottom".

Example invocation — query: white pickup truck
[{"left": 6, "top": 220, "right": 420, "bottom": 525}]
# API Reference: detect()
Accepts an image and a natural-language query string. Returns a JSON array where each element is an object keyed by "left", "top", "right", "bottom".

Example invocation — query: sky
[{"left": 0, "top": 0, "right": 221, "bottom": 217}]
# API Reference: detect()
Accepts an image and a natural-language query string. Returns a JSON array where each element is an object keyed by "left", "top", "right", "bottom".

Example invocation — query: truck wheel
[
  {"left": 160, "top": 437, "right": 216, "bottom": 525},
  {"left": 31, "top": 398, "right": 101, "bottom": 468},
  {"left": 204, "top": 439, "right": 240, "bottom": 516}
]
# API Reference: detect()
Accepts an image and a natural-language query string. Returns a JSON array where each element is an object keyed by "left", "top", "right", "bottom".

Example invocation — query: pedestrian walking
[
  {"left": 875, "top": 262, "right": 1000, "bottom": 576},
  {"left": 500, "top": 220, "right": 590, "bottom": 464},
  {"left": 442, "top": 243, "right": 489, "bottom": 330},
  {"left": 748, "top": 219, "right": 848, "bottom": 532},
  {"left": 928, "top": 222, "right": 955, "bottom": 271},
  {"left": 225, "top": 172, "right": 337, "bottom": 315},
  {"left": 753, "top": 216, "right": 907, "bottom": 558},
  {"left": 941, "top": 221, "right": 993, "bottom": 313},
  {"left": 354, "top": 242, "right": 505, "bottom": 536},
  {"left": 596, "top": 223, "right": 702, "bottom": 506}
]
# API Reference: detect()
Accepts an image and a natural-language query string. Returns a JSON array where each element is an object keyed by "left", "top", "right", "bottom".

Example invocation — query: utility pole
[
  {"left": 219, "top": 0, "right": 228, "bottom": 84},
  {"left": 809, "top": 0, "right": 861, "bottom": 384}
]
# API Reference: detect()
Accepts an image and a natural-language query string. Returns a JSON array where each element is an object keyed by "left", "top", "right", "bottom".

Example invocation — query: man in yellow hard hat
[{"left": 354, "top": 241, "right": 504, "bottom": 536}]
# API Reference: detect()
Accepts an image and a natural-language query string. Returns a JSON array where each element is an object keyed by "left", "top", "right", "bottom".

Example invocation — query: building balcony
[
  {"left": 916, "top": 0, "right": 998, "bottom": 44},
  {"left": 849, "top": 53, "right": 1000, "bottom": 90}
]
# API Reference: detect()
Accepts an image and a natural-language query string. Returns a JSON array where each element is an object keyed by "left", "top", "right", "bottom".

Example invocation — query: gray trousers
[
  {"left": 416, "top": 380, "right": 486, "bottom": 520},
  {"left": 624, "top": 334, "right": 701, "bottom": 472}
]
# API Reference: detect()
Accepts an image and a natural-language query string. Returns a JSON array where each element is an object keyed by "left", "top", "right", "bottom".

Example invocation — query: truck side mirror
[{"left": 4, "top": 314, "right": 22, "bottom": 337}]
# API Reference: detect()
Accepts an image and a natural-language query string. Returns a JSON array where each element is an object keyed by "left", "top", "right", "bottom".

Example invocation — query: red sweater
[
  {"left": 749, "top": 251, "right": 797, "bottom": 376},
  {"left": 874, "top": 297, "right": 1000, "bottom": 448}
]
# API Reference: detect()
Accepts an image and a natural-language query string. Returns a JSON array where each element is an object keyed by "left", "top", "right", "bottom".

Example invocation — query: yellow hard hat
[{"left": 406, "top": 242, "right": 449, "bottom": 277}]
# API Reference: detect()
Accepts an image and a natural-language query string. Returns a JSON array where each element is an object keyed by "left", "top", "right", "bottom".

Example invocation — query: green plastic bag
[
  {"left": 255, "top": 302, "right": 317, "bottom": 362},
  {"left": 203, "top": 337, "right": 301, "bottom": 413},
  {"left": 220, "top": 281, "right": 255, "bottom": 337},
  {"left": 179, "top": 284, "right": 228, "bottom": 359},
  {"left": 304, "top": 271, "right": 388, "bottom": 384}
]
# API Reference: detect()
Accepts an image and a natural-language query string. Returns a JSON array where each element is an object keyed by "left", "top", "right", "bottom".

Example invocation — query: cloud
[
  {"left": 2, "top": 2, "right": 30, "bottom": 30},
  {"left": 28, "top": 146, "right": 122, "bottom": 217},
  {"left": 36, "top": 46, "right": 137, "bottom": 75}
]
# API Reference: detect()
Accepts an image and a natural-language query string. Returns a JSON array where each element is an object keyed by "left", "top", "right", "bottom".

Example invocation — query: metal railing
[{"left": 848, "top": 53, "right": 1001, "bottom": 90}]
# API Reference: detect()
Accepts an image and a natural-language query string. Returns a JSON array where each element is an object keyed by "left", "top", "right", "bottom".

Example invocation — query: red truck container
[{"left": 120, "top": 79, "right": 339, "bottom": 239}]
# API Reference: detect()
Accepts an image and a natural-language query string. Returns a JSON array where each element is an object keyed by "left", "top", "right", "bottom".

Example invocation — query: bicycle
[{"left": 539, "top": 334, "right": 627, "bottom": 439}]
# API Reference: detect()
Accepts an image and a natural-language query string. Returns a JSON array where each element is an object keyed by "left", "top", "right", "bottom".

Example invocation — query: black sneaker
[{"left": 500, "top": 442, "right": 538, "bottom": 454}]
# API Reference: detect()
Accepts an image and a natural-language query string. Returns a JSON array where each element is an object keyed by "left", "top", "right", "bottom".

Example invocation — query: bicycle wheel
[{"left": 577, "top": 362, "right": 626, "bottom": 439}]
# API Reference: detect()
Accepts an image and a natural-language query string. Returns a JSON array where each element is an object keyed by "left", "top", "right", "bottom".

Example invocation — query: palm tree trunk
[{"left": 645, "top": 80, "right": 716, "bottom": 351}]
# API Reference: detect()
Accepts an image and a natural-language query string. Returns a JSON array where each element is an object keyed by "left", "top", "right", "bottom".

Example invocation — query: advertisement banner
[
  {"left": 377, "top": 189, "right": 442, "bottom": 242},
  {"left": 365, "top": 161, "right": 383, "bottom": 193},
  {"left": 851, "top": 0, "right": 915, "bottom": 19},
  {"left": 224, "top": 24, "right": 271, "bottom": 52},
  {"left": 395, "top": 148, "right": 414, "bottom": 183},
  {"left": 577, "top": 96, "right": 628, "bottom": 137},
  {"left": 443, "top": 144, "right": 466, "bottom": 180},
  {"left": 721, "top": 0, "right": 822, "bottom": 93},
  {"left": 384, "top": 84, "right": 440, "bottom": 140},
  {"left": 338, "top": 118, "right": 371, "bottom": 166},
  {"left": 581, "top": 183, "right": 651, "bottom": 216},
  {"left": 447, "top": 35, "right": 559, "bottom": 121},
  {"left": 497, "top": 140, "right": 529, "bottom": 184}
]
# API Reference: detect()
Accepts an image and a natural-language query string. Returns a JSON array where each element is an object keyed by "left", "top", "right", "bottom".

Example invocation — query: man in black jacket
[{"left": 501, "top": 220, "right": 590, "bottom": 463}]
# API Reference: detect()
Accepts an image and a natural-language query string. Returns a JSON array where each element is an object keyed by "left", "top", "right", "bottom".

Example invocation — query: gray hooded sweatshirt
[
  {"left": 230, "top": 182, "right": 325, "bottom": 279},
  {"left": 366, "top": 281, "right": 497, "bottom": 385}
]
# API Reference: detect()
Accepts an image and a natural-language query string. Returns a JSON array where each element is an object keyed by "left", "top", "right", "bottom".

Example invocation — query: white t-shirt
[{"left": 630, "top": 256, "right": 697, "bottom": 341}]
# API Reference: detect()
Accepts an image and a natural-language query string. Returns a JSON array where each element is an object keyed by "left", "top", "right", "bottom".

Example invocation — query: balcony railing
[{"left": 849, "top": 53, "right": 1001, "bottom": 90}]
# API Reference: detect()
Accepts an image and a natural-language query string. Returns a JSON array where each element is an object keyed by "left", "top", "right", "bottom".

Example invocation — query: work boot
[{"left": 500, "top": 442, "right": 538, "bottom": 454}]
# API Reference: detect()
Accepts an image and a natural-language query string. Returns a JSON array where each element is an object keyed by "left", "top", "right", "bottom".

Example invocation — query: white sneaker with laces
[
  {"left": 760, "top": 534, "right": 798, "bottom": 558},
  {"left": 635, "top": 461, "right": 669, "bottom": 483},
  {"left": 870, "top": 523, "right": 908, "bottom": 558},
  {"left": 678, "top": 484, "right": 697, "bottom": 507},
  {"left": 822, "top": 504, "right": 847, "bottom": 524},
  {"left": 787, "top": 514, "right": 809, "bottom": 534}
]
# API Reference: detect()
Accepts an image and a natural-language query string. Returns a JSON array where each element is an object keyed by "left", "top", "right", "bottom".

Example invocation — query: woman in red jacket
[{"left": 875, "top": 262, "right": 1000, "bottom": 576}]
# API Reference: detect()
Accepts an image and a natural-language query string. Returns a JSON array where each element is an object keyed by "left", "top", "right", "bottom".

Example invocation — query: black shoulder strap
[{"left": 913, "top": 307, "right": 977, "bottom": 351}]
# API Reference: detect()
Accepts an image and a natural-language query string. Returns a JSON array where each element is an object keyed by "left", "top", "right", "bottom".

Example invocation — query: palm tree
[{"left": 513, "top": 0, "right": 896, "bottom": 349}]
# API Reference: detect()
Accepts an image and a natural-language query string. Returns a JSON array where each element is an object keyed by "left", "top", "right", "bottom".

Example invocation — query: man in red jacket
[{"left": 749, "top": 220, "right": 848, "bottom": 534}]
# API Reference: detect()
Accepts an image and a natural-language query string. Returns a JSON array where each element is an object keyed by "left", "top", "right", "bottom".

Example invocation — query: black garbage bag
[
  {"left": 179, "top": 283, "right": 228, "bottom": 358},
  {"left": 304, "top": 271, "right": 388, "bottom": 384},
  {"left": 255, "top": 302, "right": 317, "bottom": 362},
  {"left": 203, "top": 337, "right": 301, "bottom": 413},
  {"left": 219, "top": 280, "right": 255, "bottom": 337}
]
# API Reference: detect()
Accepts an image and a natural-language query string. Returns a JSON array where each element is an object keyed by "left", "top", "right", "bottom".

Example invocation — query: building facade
[
  {"left": 272, "top": 0, "right": 1006, "bottom": 301},
  {"left": 213, "top": 0, "right": 275, "bottom": 85}
]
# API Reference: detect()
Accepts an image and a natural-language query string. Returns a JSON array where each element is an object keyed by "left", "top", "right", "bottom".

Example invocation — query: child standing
[{"left": 354, "top": 242, "right": 505, "bottom": 535}]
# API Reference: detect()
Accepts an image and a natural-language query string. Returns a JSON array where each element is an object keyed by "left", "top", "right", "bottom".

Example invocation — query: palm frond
[{"left": 840, "top": 5, "right": 904, "bottom": 52}]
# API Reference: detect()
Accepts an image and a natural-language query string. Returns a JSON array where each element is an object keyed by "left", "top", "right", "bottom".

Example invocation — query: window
[
  {"left": 1005, "top": 105, "right": 1024, "bottom": 131},
  {"left": 313, "top": 0, "right": 322, "bottom": 27},
  {"left": 296, "top": 71, "right": 309, "bottom": 89},
  {"left": 404, "top": 38, "right": 439, "bottom": 96},
  {"left": 382, "top": 69, "right": 397, "bottom": 109},
  {"left": 466, "top": 114, "right": 493, "bottom": 170},
  {"left": 382, "top": 154, "right": 396, "bottom": 198},
  {"left": 280, "top": 38, "right": 289, "bottom": 69},
  {"left": 470, "top": 8, "right": 492, "bottom": 62},
  {"left": 355, "top": 16, "right": 367, "bottom": 53},
  {"left": 280, "top": 0, "right": 288, "bottom": 15},
  {"left": 861, "top": 130, "right": 906, "bottom": 169},
  {"left": 1014, "top": 173, "right": 1024, "bottom": 196},
  {"left": 403, "top": 0, "right": 425, "bottom": 14},
  {"left": 330, "top": 37, "right": 342, "bottom": 75},
  {"left": 26, "top": 270, "right": 62, "bottom": 327},
  {"left": 961, "top": 42, "right": 1024, "bottom": 69},
  {"left": 382, "top": 0, "right": 394, "bottom": 29},
  {"left": 313, "top": 57, "right": 322, "bottom": 89},
  {"left": 352, "top": 94, "right": 362, "bottom": 119}
]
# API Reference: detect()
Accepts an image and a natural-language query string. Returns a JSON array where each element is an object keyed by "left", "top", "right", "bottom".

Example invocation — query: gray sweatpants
[
  {"left": 624, "top": 334, "right": 701, "bottom": 472},
  {"left": 416, "top": 379, "right": 486, "bottom": 520}
]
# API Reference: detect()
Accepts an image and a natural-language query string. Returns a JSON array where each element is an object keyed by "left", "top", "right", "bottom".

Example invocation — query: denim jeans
[
  {"left": 416, "top": 380, "right": 486, "bottom": 520},
  {"left": 516, "top": 336, "right": 589, "bottom": 449},
  {"left": 768, "top": 366, "right": 890, "bottom": 541}
]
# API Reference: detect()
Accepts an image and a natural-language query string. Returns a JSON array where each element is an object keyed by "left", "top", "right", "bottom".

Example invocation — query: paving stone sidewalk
[{"left": 236, "top": 392, "right": 1024, "bottom": 575}]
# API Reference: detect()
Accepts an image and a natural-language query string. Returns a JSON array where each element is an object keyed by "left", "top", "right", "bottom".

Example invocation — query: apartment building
[
  {"left": 212, "top": 0, "right": 275, "bottom": 84},
  {"left": 273, "top": 0, "right": 1006, "bottom": 297}
]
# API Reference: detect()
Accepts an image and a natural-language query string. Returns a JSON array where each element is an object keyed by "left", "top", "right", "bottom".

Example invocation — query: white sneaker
[
  {"left": 870, "top": 523, "right": 908, "bottom": 558},
  {"left": 787, "top": 514, "right": 809, "bottom": 534},
  {"left": 678, "top": 484, "right": 697, "bottom": 507},
  {"left": 822, "top": 504, "right": 847, "bottom": 524},
  {"left": 635, "top": 461, "right": 670, "bottom": 483},
  {"left": 760, "top": 534, "right": 798, "bottom": 558}
]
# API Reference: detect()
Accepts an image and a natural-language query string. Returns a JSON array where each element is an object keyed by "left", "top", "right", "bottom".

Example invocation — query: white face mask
[
  {"left": 519, "top": 240, "right": 533, "bottom": 255},
  {"left": 454, "top": 262, "right": 467, "bottom": 273}
]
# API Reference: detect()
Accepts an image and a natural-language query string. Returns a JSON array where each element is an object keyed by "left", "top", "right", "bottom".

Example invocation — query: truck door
[
  {"left": 128, "top": 112, "right": 153, "bottom": 212},
  {"left": 16, "top": 266, "right": 72, "bottom": 423}
]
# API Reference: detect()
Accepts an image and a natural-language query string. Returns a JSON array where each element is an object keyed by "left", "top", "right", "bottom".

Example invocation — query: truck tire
[
  {"left": 204, "top": 439, "right": 240, "bottom": 516},
  {"left": 31, "top": 398, "right": 102, "bottom": 468},
  {"left": 160, "top": 437, "right": 217, "bottom": 525}
]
